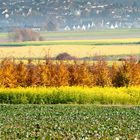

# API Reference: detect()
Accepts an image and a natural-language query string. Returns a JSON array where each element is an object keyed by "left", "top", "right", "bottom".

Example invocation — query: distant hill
[{"left": 0, "top": 0, "right": 140, "bottom": 31}]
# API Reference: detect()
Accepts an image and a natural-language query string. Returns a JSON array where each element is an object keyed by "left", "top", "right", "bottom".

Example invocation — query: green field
[
  {"left": 0, "top": 105, "right": 139, "bottom": 139},
  {"left": 0, "top": 33, "right": 7, "bottom": 38},
  {"left": 1, "top": 28, "right": 140, "bottom": 40},
  {"left": 41, "top": 29, "right": 140, "bottom": 40},
  {"left": 0, "top": 87, "right": 140, "bottom": 105}
]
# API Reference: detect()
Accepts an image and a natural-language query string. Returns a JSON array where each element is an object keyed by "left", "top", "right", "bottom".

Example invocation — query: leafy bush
[
  {"left": 113, "top": 59, "right": 140, "bottom": 87},
  {"left": 0, "top": 59, "right": 17, "bottom": 87},
  {"left": 56, "top": 52, "right": 77, "bottom": 60},
  {"left": 68, "top": 62, "right": 92, "bottom": 86},
  {"left": 91, "top": 60, "right": 112, "bottom": 87}
]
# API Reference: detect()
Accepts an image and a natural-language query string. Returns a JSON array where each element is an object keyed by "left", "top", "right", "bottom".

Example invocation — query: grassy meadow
[{"left": 1, "top": 28, "right": 140, "bottom": 40}]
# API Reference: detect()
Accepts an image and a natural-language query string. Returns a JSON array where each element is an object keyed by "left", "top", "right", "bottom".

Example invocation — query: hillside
[{"left": 0, "top": 0, "right": 140, "bottom": 31}]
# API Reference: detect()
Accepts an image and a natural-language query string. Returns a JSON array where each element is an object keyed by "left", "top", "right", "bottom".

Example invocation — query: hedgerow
[{"left": 0, "top": 58, "right": 139, "bottom": 87}]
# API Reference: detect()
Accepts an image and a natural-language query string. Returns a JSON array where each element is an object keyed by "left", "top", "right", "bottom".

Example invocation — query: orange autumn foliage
[{"left": 0, "top": 58, "right": 139, "bottom": 88}]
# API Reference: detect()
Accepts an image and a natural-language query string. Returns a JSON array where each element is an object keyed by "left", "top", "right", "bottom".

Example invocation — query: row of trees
[{"left": 0, "top": 58, "right": 139, "bottom": 88}]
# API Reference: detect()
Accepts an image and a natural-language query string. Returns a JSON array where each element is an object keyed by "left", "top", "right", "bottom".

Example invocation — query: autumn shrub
[
  {"left": 16, "top": 61, "right": 27, "bottom": 87},
  {"left": 26, "top": 59, "right": 39, "bottom": 86},
  {"left": 0, "top": 59, "right": 17, "bottom": 87},
  {"left": 68, "top": 61, "right": 79, "bottom": 86},
  {"left": 127, "top": 59, "right": 140, "bottom": 86},
  {"left": 76, "top": 62, "right": 92, "bottom": 86},
  {"left": 47, "top": 62, "right": 58, "bottom": 86},
  {"left": 91, "top": 60, "right": 112, "bottom": 87},
  {"left": 37, "top": 63, "right": 51, "bottom": 86},
  {"left": 0, "top": 58, "right": 139, "bottom": 88},
  {"left": 110, "top": 62, "right": 118, "bottom": 84},
  {"left": 54, "top": 62, "right": 69, "bottom": 86},
  {"left": 113, "top": 58, "right": 140, "bottom": 87},
  {"left": 68, "top": 61, "right": 92, "bottom": 86}
]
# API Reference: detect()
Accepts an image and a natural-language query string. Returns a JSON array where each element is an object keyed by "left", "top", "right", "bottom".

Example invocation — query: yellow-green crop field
[
  {"left": 0, "top": 38, "right": 140, "bottom": 58},
  {"left": 0, "top": 86, "right": 140, "bottom": 105}
]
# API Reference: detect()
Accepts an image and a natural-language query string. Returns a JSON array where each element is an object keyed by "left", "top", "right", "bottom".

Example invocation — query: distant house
[
  {"left": 91, "top": 22, "right": 95, "bottom": 27},
  {"left": 110, "top": 24, "right": 115, "bottom": 29},
  {"left": 46, "top": 21, "right": 57, "bottom": 31},
  {"left": 82, "top": 25, "right": 86, "bottom": 31},
  {"left": 64, "top": 26, "right": 71, "bottom": 31},
  {"left": 87, "top": 23, "right": 91, "bottom": 29},
  {"left": 115, "top": 23, "right": 118, "bottom": 28},
  {"left": 77, "top": 25, "right": 81, "bottom": 30},
  {"left": 73, "top": 25, "right": 76, "bottom": 30},
  {"left": 31, "top": 27, "right": 41, "bottom": 31}
]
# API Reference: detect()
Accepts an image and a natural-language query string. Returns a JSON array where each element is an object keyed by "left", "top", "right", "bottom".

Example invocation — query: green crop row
[
  {"left": 0, "top": 105, "right": 139, "bottom": 139},
  {"left": 0, "top": 87, "right": 140, "bottom": 105}
]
